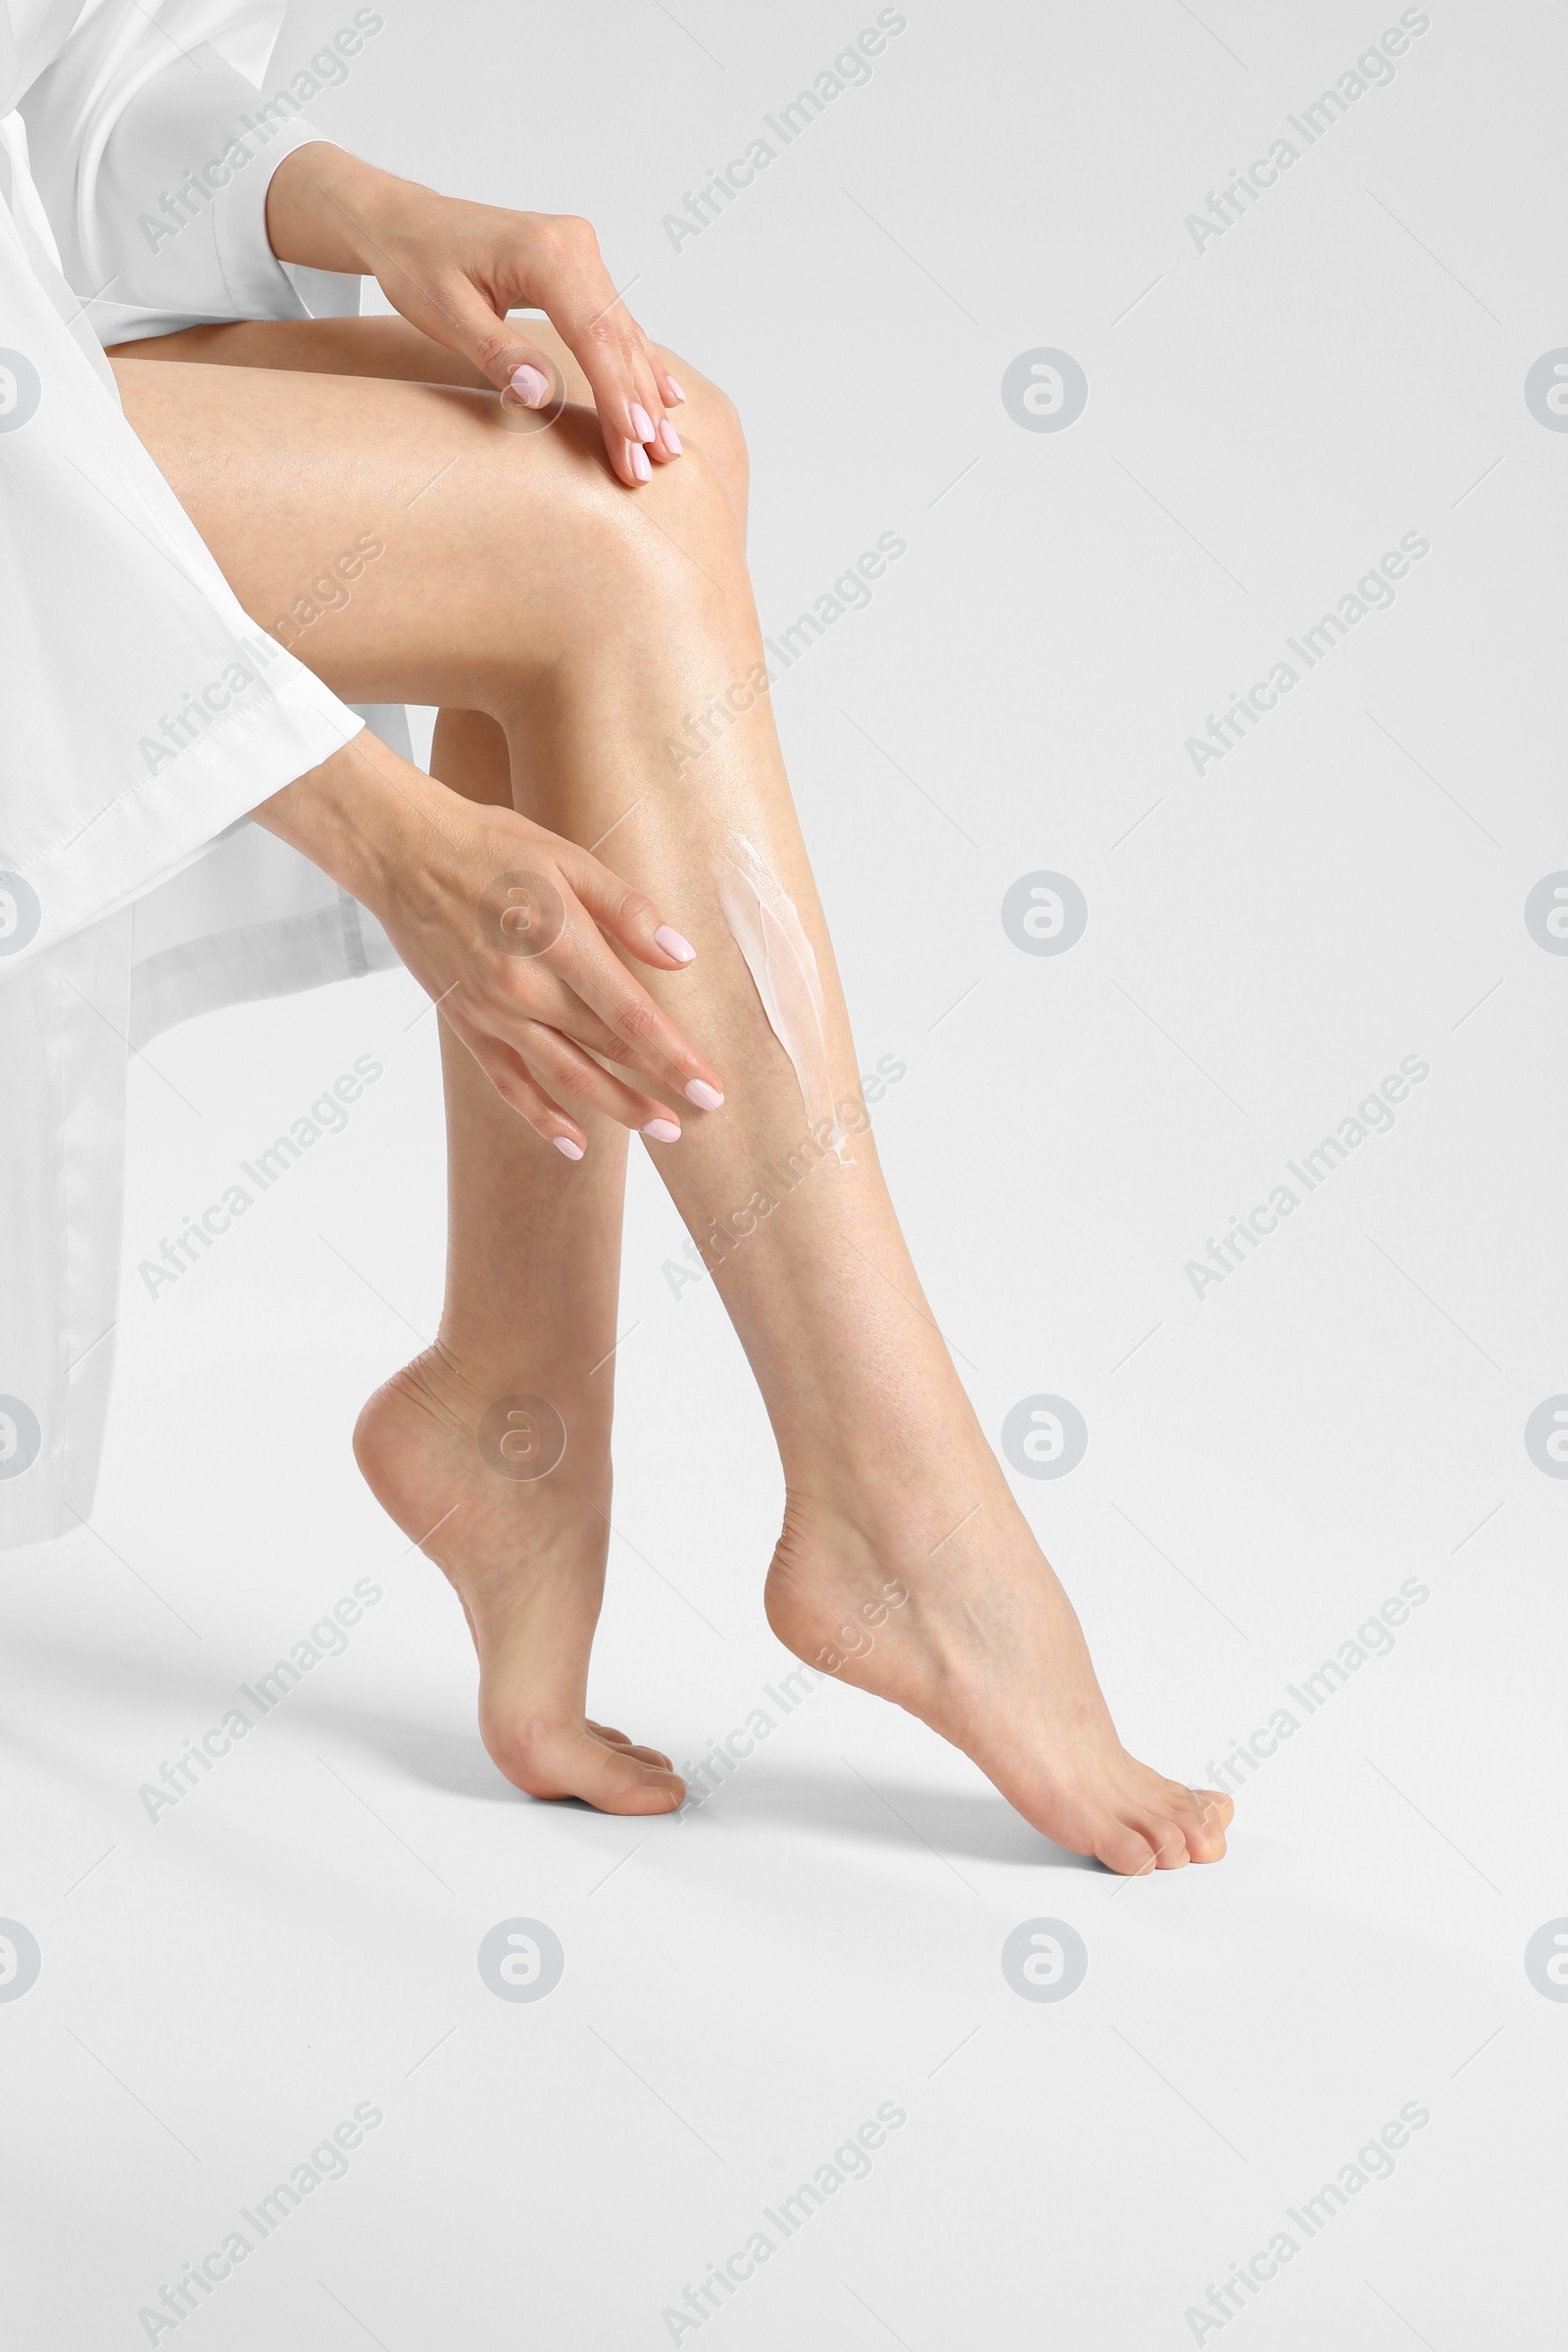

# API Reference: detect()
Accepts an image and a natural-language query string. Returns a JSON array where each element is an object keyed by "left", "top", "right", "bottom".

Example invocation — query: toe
[
  {"left": 1140, "top": 1814, "right": 1192, "bottom": 1870},
  {"left": 571, "top": 1741, "right": 686, "bottom": 1815},
  {"left": 586, "top": 1723, "right": 674, "bottom": 1771},
  {"left": 484, "top": 1718, "right": 685, "bottom": 1815},
  {"left": 1097, "top": 1821, "right": 1159, "bottom": 1878},
  {"left": 572, "top": 1727, "right": 685, "bottom": 1815},
  {"left": 1182, "top": 1787, "right": 1232, "bottom": 1861}
]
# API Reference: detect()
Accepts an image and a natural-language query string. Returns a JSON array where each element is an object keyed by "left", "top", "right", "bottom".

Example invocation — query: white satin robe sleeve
[
  {"left": 0, "top": 0, "right": 405, "bottom": 1547},
  {"left": 19, "top": 0, "right": 378, "bottom": 343}
]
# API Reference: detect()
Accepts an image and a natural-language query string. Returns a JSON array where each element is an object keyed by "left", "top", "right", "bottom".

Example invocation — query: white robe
[{"left": 1, "top": 0, "right": 406, "bottom": 1547}]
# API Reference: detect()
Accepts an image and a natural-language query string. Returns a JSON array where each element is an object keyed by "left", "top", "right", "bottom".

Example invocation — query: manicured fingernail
[
  {"left": 684, "top": 1079, "right": 724, "bottom": 1111},
  {"left": 553, "top": 1134, "right": 584, "bottom": 1159},
  {"left": 654, "top": 924, "right": 696, "bottom": 963},
  {"left": 664, "top": 376, "right": 687, "bottom": 405},
  {"left": 642, "top": 1117, "right": 682, "bottom": 1144},
  {"left": 629, "top": 443, "right": 652, "bottom": 483},
  {"left": 510, "top": 365, "right": 549, "bottom": 407},
  {"left": 658, "top": 419, "right": 682, "bottom": 458},
  {"left": 630, "top": 403, "right": 657, "bottom": 443}
]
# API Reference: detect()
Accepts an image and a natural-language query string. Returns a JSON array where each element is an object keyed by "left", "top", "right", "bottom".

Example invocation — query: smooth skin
[{"left": 108, "top": 143, "right": 1232, "bottom": 1871}]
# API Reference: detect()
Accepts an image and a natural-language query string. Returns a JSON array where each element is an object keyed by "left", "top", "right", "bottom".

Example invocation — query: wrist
[
  {"left": 265, "top": 142, "right": 430, "bottom": 273},
  {"left": 254, "top": 733, "right": 431, "bottom": 919}
]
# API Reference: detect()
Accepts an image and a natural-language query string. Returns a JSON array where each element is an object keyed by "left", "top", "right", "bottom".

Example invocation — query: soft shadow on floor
[
  {"left": 298, "top": 1700, "right": 524, "bottom": 1801},
  {"left": 705, "top": 1758, "right": 1102, "bottom": 1870},
  {"left": 301, "top": 1702, "right": 1100, "bottom": 1868}
]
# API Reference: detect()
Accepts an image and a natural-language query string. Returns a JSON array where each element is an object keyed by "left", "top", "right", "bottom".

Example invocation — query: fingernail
[
  {"left": 553, "top": 1134, "right": 584, "bottom": 1159},
  {"left": 654, "top": 924, "right": 696, "bottom": 963},
  {"left": 629, "top": 444, "right": 652, "bottom": 483},
  {"left": 629, "top": 403, "right": 656, "bottom": 443},
  {"left": 684, "top": 1079, "right": 724, "bottom": 1111},
  {"left": 510, "top": 365, "right": 549, "bottom": 407},
  {"left": 658, "top": 419, "right": 682, "bottom": 458},
  {"left": 642, "top": 1117, "right": 682, "bottom": 1144},
  {"left": 664, "top": 376, "right": 687, "bottom": 405}
]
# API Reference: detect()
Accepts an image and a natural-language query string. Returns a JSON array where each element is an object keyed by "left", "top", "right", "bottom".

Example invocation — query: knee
[
  {"left": 466, "top": 395, "right": 749, "bottom": 710},
  {"left": 572, "top": 411, "right": 748, "bottom": 612},
  {"left": 655, "top": 352, "right": 748, "bottom": 525}
]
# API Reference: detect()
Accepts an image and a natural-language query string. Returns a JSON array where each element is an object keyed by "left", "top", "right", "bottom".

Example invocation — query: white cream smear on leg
[{"left": 710, "top": 832, "right": 852, "bottom": 1164}]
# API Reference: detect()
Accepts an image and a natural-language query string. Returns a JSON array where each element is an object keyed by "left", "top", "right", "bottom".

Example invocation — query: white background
[{"left": 4, "top": 2, "right": 1566, "bottom": 2345}]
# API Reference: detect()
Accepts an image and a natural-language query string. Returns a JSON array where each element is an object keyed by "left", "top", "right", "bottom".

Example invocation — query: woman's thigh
[
  {"left": 111, "top": 314, "right": 749, "bottom": 521},
  {"left": 112, "top": 353, "right": 736, "bottom": 712}
]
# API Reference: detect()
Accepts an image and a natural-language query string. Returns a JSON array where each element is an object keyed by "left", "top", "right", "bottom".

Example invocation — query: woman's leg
[
  {"left": 365, "top": 706, "right": 680, "bottom": 1812},
  {"left": 112, "top": 322, "right": 736, "bottom": 1815},
  {"left": 114, "top": 350, "right": 1229, "bottom": 1870}
]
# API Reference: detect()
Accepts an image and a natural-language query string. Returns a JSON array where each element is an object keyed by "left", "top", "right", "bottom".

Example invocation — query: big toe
[
  {"left": 485, "top": 1720, "right": 685, "bottom": 1816},
  {"left": 1178, "top": 1785, "right": 1232, "bottom": 1861}
]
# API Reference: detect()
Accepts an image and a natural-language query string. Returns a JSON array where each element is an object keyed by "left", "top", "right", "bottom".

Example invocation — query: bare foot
[
  {"left": 763, "top": 1461, "right": 1233, "bottom": 1876},
  {"left": 354, "top": 1350, "right": 684, "bottom": 1816}
]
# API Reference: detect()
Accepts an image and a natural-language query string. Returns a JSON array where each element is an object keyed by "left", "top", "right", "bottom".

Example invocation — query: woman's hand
[
  {"left": 256, "top": 733, "right": 723, "bottom": 1156},
  {"left": 266, "top": 144, "right": 685, "bottom": 489}
]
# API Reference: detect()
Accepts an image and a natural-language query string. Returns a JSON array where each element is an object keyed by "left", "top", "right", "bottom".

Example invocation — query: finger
[
  {"left": 557, "top": 850, "right": 698, "bottom": 969},
  {"left": 626, "top": 341, "right": 681, "bottom": 466},
  {"left": 517, "top": 1023, "right": 687, "bottom": 1141},
  {"left": 444, "top": 1007, "right": 587, "bottom": 1158},
  {"left": 422, "top": 274, "right": 565, "bottom": 411},
  {"left": 543, "top": 929, "right": 725, "bottom": 1109},
  {"left": 561, "top": 285, "right": 675, "bottom": 485}
]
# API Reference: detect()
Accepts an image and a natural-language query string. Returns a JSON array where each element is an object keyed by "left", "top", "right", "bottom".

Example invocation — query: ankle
[
  {"left": 781, "top": 1429, "right": 1010, "bottom": 1570},
  {"left": 413, "top": 1339, "right": 613, "bottom": 1463}
]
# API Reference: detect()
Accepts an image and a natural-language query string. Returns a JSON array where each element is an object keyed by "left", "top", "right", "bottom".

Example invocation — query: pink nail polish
[
  {"left": 664, "top": 377, "right": 687, "bottom": 405},
  {"left": 684, "top": 1079, "right": 724, "bottom": 1111},
  {"left": 510, "top": 365, "right": 549, "bottom": 407},
  {"left": 553, "top": 1134, "right": 584, "bottom": 1159},
  {"left": 658, "top": 419, "right": 682, "bottom": 458},
  {"left": 630, "top": 403, "right": 656, "bottom": 443},
  {"left": 642, "top": 1117, "right": 682, "bottom": 1144},
  {"left": 654, "top": 924, "right": 696, "bottom": 963},
  {"left": 630, "top": 444, "right": 652, "bottom": 483}
]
